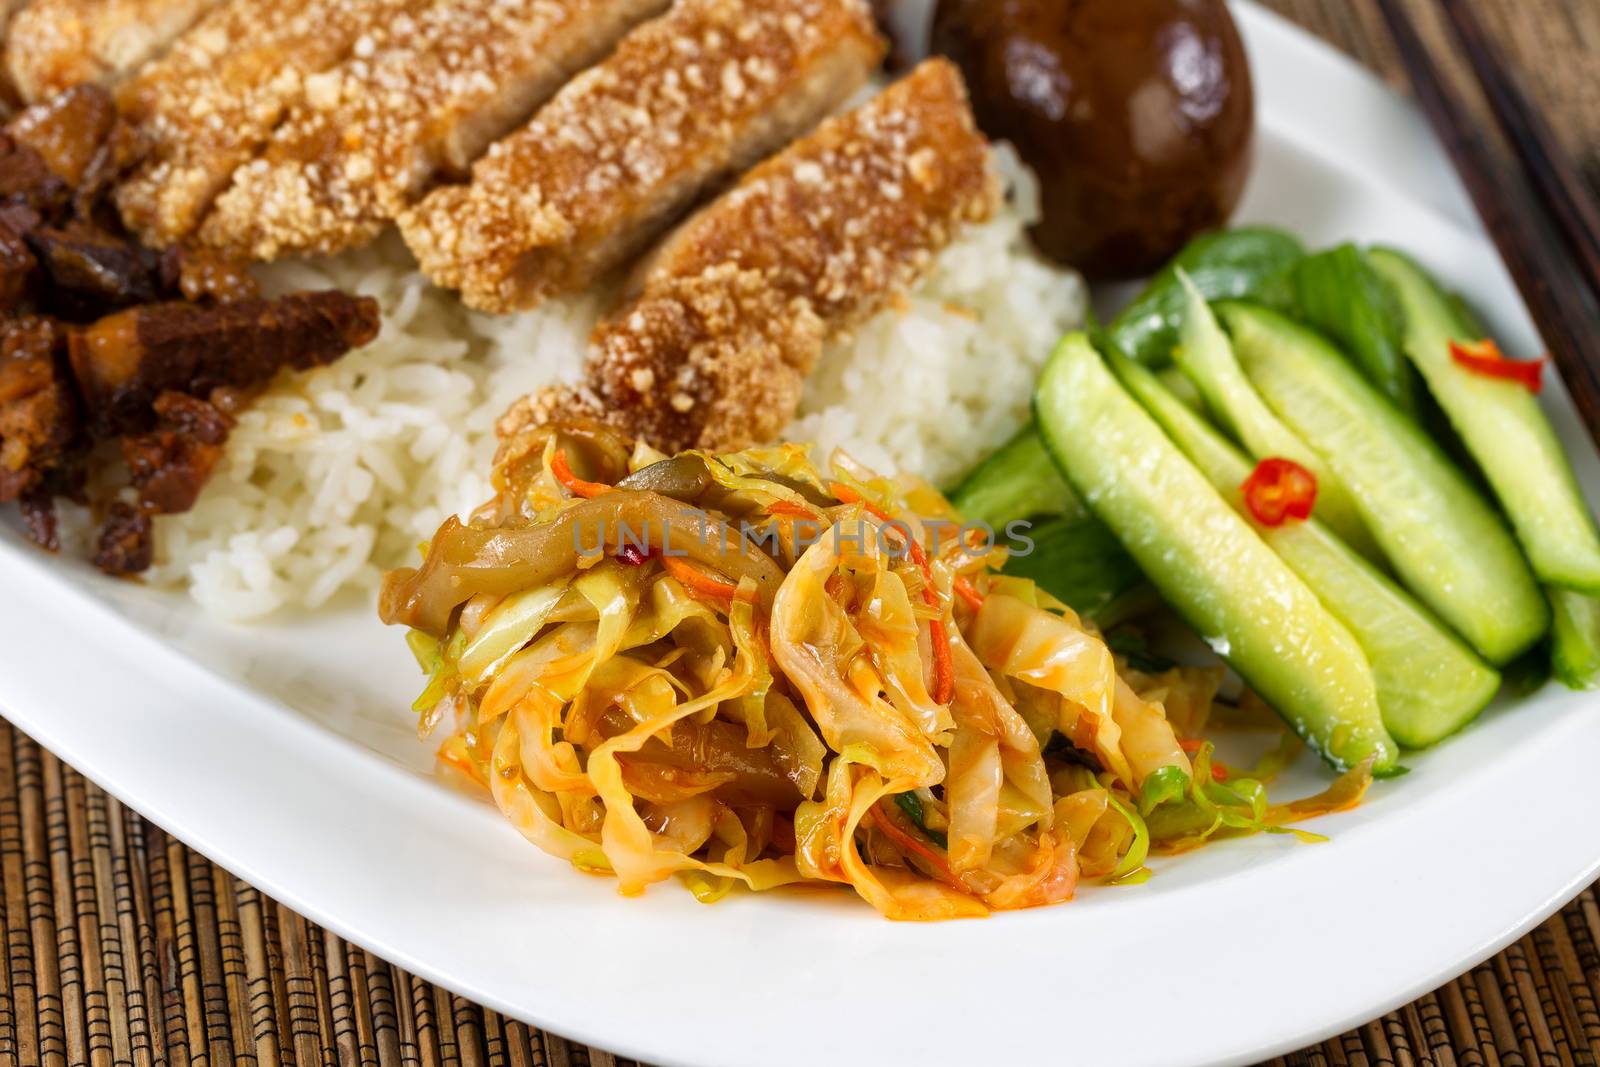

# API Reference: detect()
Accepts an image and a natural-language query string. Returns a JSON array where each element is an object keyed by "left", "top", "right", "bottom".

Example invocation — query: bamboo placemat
[
  {"left": 0, "top": 720, "right": 646, "bottom": 1067},
  {"left": 2, "top": 715, "right": 1598, "bottom": 1067},
  {"left": 4, "top": 1, "right": 1599, "bottom": 1065}
]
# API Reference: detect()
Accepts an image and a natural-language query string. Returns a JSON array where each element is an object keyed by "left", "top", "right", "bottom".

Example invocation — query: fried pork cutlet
[
  {"left": 504, "top": 59, "right": 998, "bottom": 457},
  {"left": 400, "top": 0, "right": 885, "bottom": 314},
  {"left": 112, "top": 0, "right": 421, "bottom": 247},
  {"left": 3, "top": 0, "right": 227, "bottom": 103},
  {"left": 198, "top": 0, "right": 671, "bottom": 261}
]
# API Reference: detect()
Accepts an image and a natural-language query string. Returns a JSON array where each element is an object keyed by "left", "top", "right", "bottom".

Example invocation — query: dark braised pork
[
  {"left": 70, "top": 292, "right": 379, "bottom": 436},
  {"left": 0, "top": 86, "right": 380, "bottom": 574},
  {"left": 25, "top": 221, "right": 165, "bottom": 315},
  {"left": 0, "top": 315, "right": 82, "bottom": 508},
  {"left": 95, "top": 389, "right": 232, "bottom": 573}
]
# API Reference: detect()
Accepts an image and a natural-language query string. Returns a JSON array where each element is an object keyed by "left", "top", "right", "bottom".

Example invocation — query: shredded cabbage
[{"left": 388, "top": 428, "right": 1375, "bottom": 920}]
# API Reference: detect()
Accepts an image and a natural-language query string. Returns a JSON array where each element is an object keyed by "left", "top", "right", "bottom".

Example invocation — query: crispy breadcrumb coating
[
  {"left": 3, "top": 0, "right": 226, "bottom": 103},
  {"left": 400, "top": 0, "right": 884, "bottom": 314},
  {"left": 113, "top": 0, "right": 421, "bottom": 247},
  {"left": 502, "top": 59, "right": 997, "bottom": 461},
  {"left": 197, "top": 0, "right": 669, "bottom": 260}
]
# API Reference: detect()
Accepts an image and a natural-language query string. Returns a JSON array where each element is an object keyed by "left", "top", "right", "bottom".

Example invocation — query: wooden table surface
[
  {"left": 4, "top": 2, "right": 1600, "bottom": 1066},
  {"left": 1266, "top": 0, "right": 1600, "bottom": 189}
]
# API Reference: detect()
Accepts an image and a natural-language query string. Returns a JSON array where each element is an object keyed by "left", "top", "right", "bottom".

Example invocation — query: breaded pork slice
[
  {"left": 112, "top": 0, "right": 420, "bottom": 248},
  {"left": 508, "top": 58, "right": 999, "bottom": 456},
  {"left": 400, "top": 0, "right": 886, "bottom": 315},
  {"left": 3, "top": 0, "right": 226, "bottom": 103},
  {"left": 198, "top": 0, "right": 672, "bottom": 261}
]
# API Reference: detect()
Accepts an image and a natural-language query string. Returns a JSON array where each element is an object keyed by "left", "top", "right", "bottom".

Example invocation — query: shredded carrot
[
  {"left": 953, "top": 575, "right": 985, "bottom": 613},
  {"left": 660, "top": 554, "right": 751, "bottom": 604},
  {"left": 928, "top": 619, "right": 955, "bottom": 704},
  {"left": 550, "top": 449, "right": 613, "bottom": 499},
  {"left": 832, "top": 481, "right": 955, "bottom": 703},
  {"left": 830, "top": 482, "right": 900, "bottom": 531},
  {"left": 765, "top": 499, "right": 819, "bottom": 519},
  {"left": 869, "top": 803, "right": 960, "bottom": 888},
  {"left": 1178, "top": 738, "right": 1205, "bottom": 753}
]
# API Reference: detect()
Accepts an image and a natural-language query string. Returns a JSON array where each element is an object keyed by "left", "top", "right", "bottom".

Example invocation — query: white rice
[{"left": 146, "top": 145, "right": 1084, "bottom": 620}]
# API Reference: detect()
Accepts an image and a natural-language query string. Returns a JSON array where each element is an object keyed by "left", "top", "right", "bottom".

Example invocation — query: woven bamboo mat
[
  {"left": 2, "top": 716, "right": 1598, "bottom": 1067},
  {"left": 0, "top": 721, "right": 646, "bottom": 1067}
]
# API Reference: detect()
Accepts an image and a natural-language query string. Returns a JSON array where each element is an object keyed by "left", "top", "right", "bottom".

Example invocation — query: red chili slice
[
  {"left": 615, "top": 542, "right": 652, "bottom": 566},
  {"left": 1240, "top": 457, "right": 1318, "bottom": 526},
  {"left": 1449, "top": 337, "right": 1544, "bottom": 393}
]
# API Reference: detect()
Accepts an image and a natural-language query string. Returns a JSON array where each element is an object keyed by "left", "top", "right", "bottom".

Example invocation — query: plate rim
[{"left": 2, "top": 6, "right": 1594, "bottom": 1066}]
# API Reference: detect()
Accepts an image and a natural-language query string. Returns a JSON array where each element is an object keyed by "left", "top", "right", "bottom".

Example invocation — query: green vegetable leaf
[
  {"left": 1001, "top": 513, "right": 1146, "bottom": 623},
  {"left": 1289, "top": 243, "right": 1419, "bottom": 413},
  {"left": 947, "top": 422, "right": 1081, "bottom": 526},
  {"left": 1109, "top": 227, "right": 1306, "bottom": 366},
  {"left": 1103, "top": 628, "right": 1177, "bottom": 674}
]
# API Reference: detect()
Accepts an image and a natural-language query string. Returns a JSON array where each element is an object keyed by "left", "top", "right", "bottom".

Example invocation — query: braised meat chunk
[
  {"left": 121, "top": 389, "right": 232, "bottom": 514},
  {"left": 26, "top": 222, "right": 165, "bottom": 314},
  {"left": 98, "top": 387, "right": 234, "bottom": 573},
  {"left": 93, "top": 500, "right": 152, "bottom": 572},
  {"left": 0, "top": 67, "right": 380, "bottom": 576},
  {"left": 511, "top": 59, "right": 997, "bottom": 457},
  {"left": 198, "top": 0, "right": 670, "bottom": 260},
  {"left": 3, "top": 0, "right": 228, "bottom": 103},
  {"left": 7, "top": 84, "right": 117, "bottom": 190},
  {"left": 0, "top": 212, "right": 36, "bottom": 309},
  {"left": 68, "top": 290, "right": 380, "bottom": 436},
  {"left": 0, "top": 133, "right": 69, "bottom": 216},
  {"left": 400, "top": 0, "right": 885, "bottom": 313},
  {"left": 113, "top": 0, "right": 422, "bottom": 247},
  {"left": 0, "top": 315, "right": 82, "bottom": 513}
]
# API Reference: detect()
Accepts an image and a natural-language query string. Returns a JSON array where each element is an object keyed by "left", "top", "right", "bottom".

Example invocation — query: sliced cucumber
[
  {"left": 1222, "top": 301, "right": 1548, "bottom": 665},
  {"left": 1035, "top": 333, "right": 1397, "bottom": 773},
  {"left": 1111, "top": 350, "right": 1500, "bottom": 747},
  {"left": 1172, "top": 271, "right": 1377, "bottom": 557},
  {"left": 1550, "top": 589, "right": 1600, "bottom": 690},
  {"left": 1156, "top": 366, "right": 1206, "bottom": 413},
  {"left": 948, "top": 422, "right": 1080, "bottom": 528},
  {"left": 1369, "top": 248, "right": 1600, "bottom": 594}
]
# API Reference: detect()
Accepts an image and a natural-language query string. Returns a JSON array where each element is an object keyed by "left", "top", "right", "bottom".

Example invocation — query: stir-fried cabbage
[{"left": 380, "top": 423, "right": 1372, "bottom": 920}]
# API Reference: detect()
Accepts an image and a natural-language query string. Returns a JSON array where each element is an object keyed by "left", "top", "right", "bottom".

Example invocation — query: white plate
[{"left": 4, "top": 4, "right": 1598, "bottom": 1066}]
